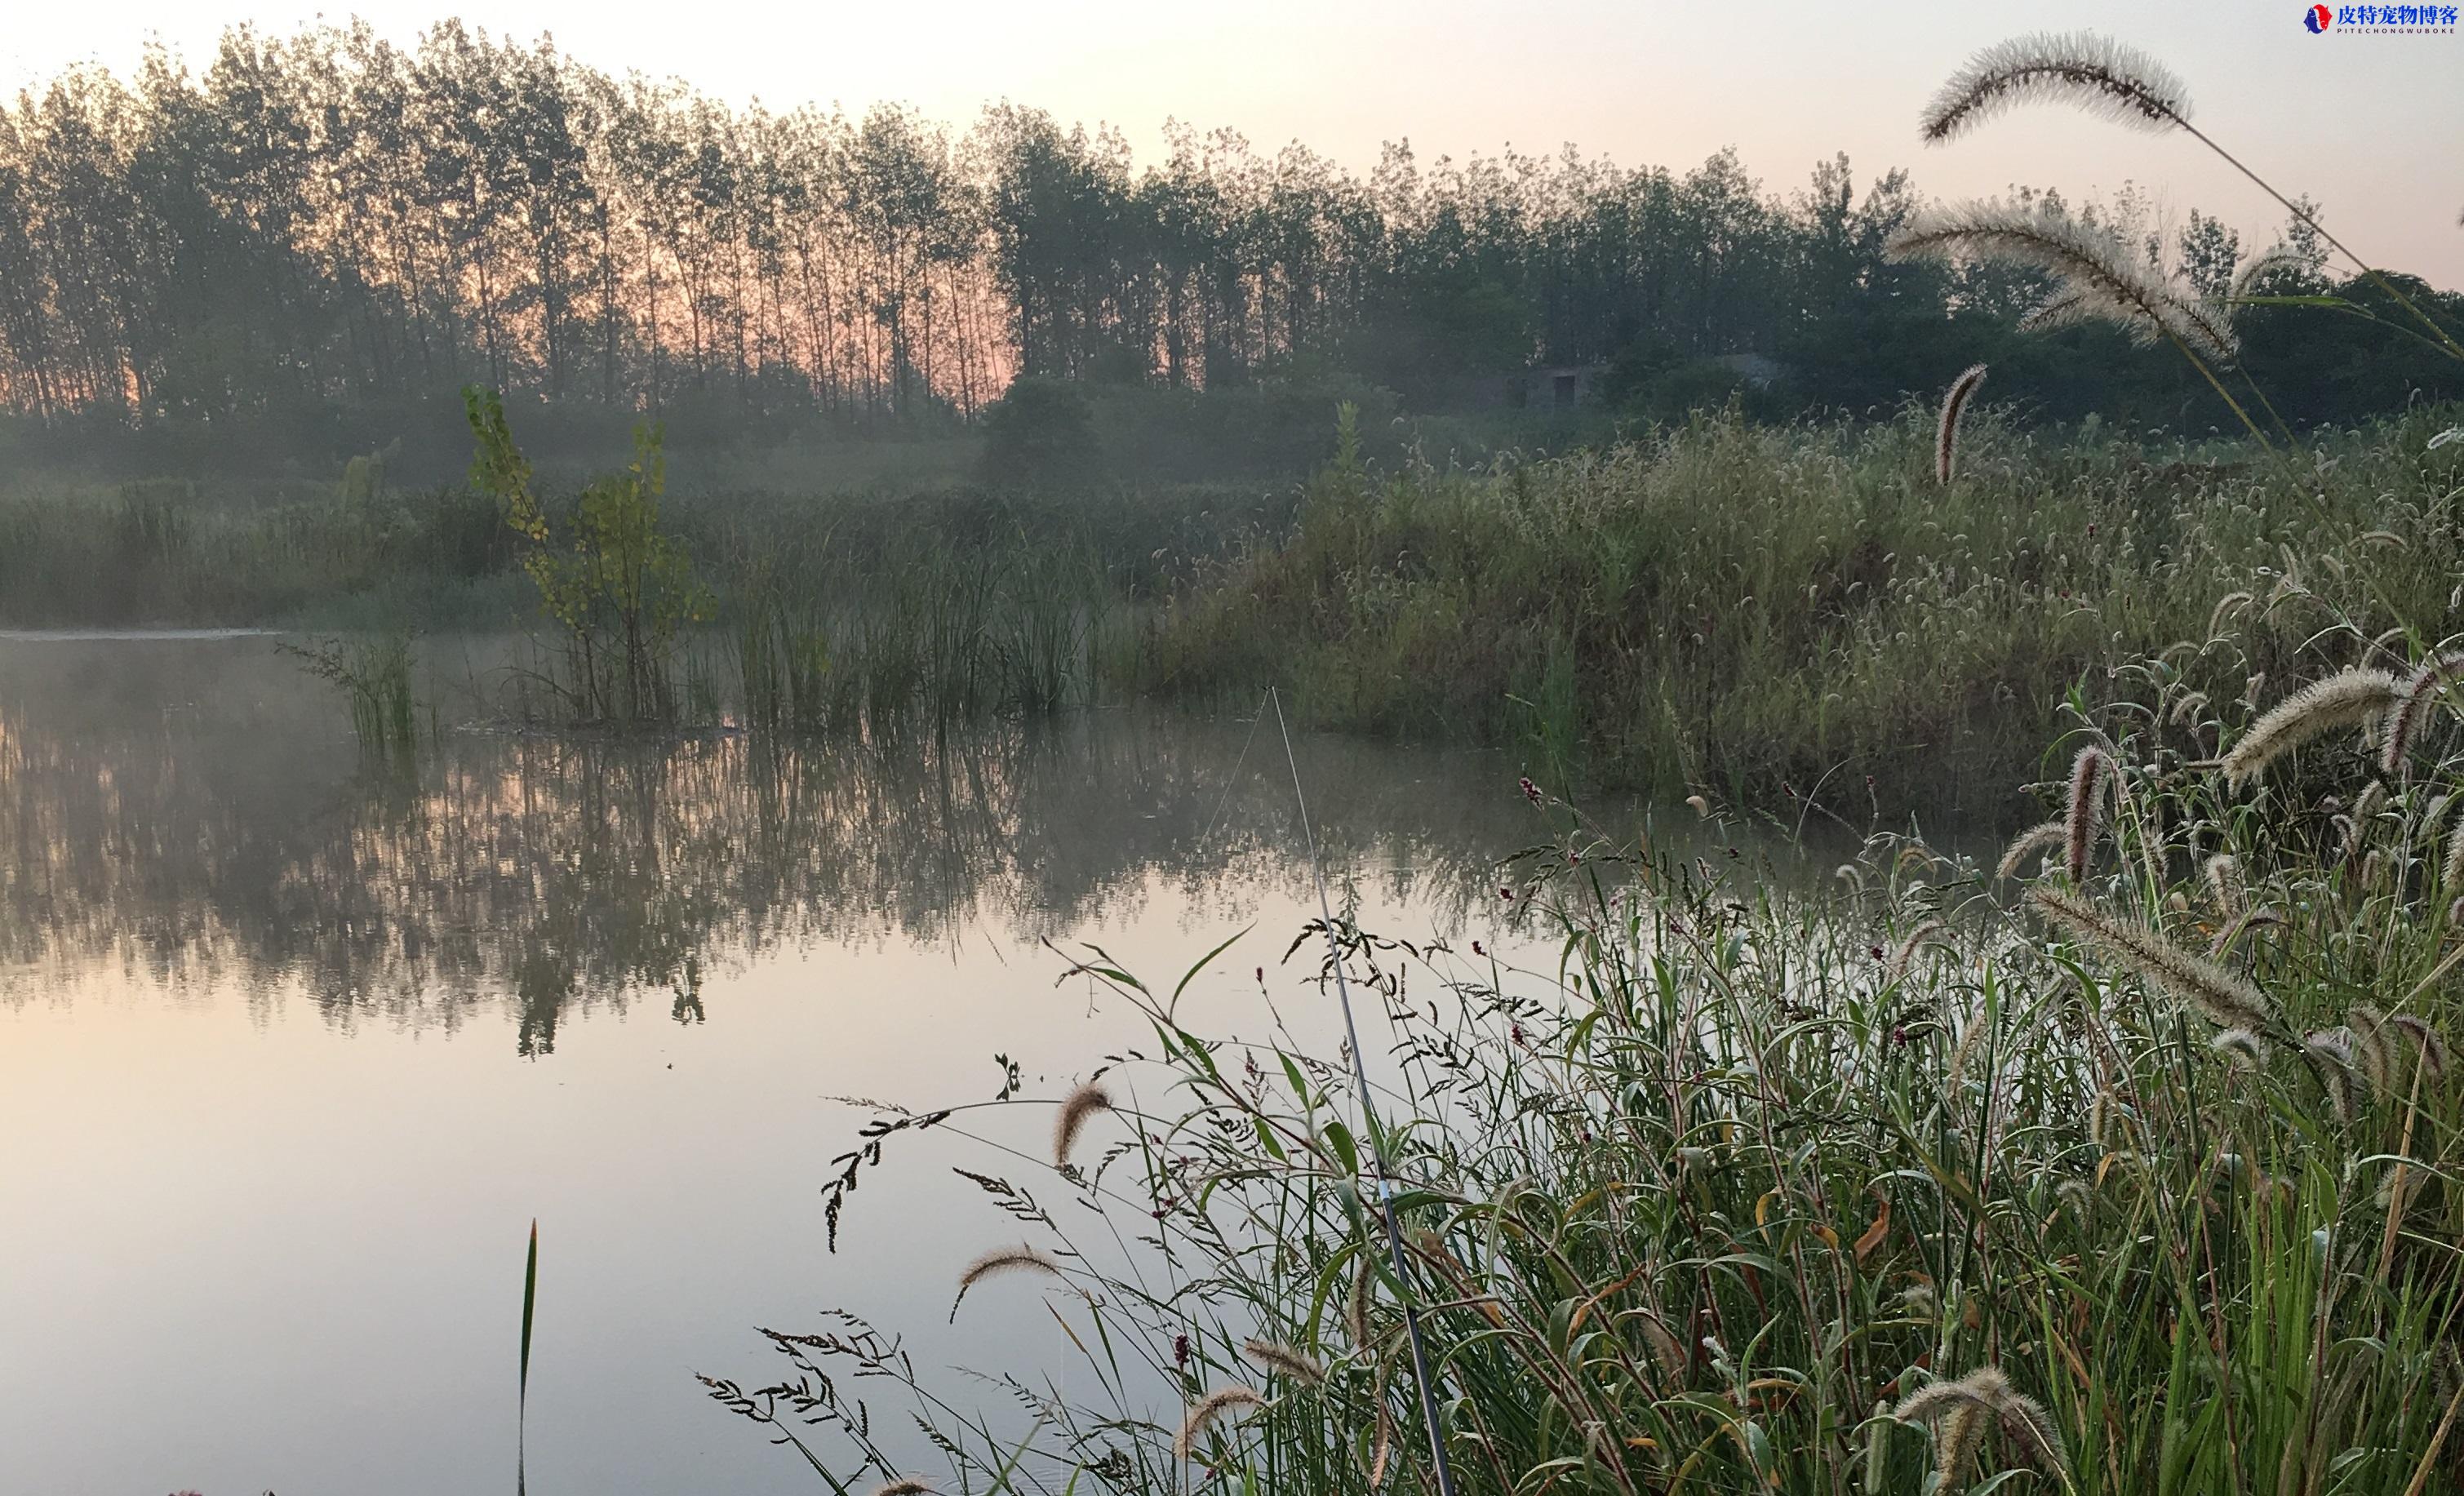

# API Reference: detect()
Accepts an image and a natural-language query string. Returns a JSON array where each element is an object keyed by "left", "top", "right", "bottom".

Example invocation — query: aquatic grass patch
[{"left": 280, "top": 630, "right": 421, "bottom": 763}]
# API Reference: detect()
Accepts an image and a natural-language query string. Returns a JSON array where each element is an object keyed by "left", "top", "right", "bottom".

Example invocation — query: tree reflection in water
[{"left": 0, "top": 638, "right": 1566, "bottom": 1053}]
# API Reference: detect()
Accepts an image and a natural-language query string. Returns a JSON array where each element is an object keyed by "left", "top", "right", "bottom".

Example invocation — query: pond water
[{"left": 0, "top": 636, "right": 1792, "bottom": 1495}]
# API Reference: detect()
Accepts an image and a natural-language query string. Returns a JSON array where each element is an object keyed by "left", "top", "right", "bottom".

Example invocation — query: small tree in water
[{"left": 465, "top": 388, "right": 708, "bottom": 725}]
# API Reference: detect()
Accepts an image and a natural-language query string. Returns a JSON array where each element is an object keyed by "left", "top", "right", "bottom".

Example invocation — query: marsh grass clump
[
  {"left": 282, "top": 631, "right": 421, "bottom": 763},
  {"left": 1143, "top": 402, "right": 2464, "bottom": 815},
  {"left": 466, "top": 388, "right": 711, "bottom": 726}
]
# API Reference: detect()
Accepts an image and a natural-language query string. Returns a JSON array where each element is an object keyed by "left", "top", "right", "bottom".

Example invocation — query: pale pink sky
[{"left": 8, "top": 0, "right": 2461, "bottom": 285}]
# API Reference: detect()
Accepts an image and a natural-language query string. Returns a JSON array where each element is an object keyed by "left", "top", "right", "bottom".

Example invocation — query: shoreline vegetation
[
  {"left": 721, "top": 655, "right": 2464, "bottom": 1494},
  {"left": 8, "top": 397, "right": 2459, "bottom": 820}
]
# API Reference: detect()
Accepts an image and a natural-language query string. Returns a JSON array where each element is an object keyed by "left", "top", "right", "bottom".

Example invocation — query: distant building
[
  {"left": 1463, "top": 364, "right": 1610, "bottom": 411},
  {"left": 1453, "top": 353, "right": 1784, "bottom": 413}
]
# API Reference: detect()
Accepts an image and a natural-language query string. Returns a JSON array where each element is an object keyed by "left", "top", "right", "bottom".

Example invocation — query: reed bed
[
  {"left": 1143, "top": 400, "right": 2464, "bottom": 815},
  {"left": 713, "top": 617, "right": 2464, "bottom": 1493}
]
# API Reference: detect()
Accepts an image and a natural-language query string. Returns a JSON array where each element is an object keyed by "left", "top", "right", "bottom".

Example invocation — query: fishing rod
[{"left": 1267, "top": 688, "right": 1463, "bottom": 1496}]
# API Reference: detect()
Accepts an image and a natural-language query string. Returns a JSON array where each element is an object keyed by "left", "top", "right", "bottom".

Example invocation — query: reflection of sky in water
[{"left": 0, "top": 637, "right": 1796, "bottom": 1494}]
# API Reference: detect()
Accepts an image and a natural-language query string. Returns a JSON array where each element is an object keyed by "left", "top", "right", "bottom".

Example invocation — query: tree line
[{"left": 1, "top": 18, "right": 2454, "bottom": 443}]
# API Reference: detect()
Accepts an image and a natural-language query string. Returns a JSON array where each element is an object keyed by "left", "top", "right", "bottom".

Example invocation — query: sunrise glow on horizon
[{"left": 8, "top": 0, "right": 2460, "bottom": 286}]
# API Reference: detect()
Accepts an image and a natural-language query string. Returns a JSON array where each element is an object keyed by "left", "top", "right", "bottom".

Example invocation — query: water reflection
[{"left": 0, "top": 638, "right": 1550, "bottom": 1051}]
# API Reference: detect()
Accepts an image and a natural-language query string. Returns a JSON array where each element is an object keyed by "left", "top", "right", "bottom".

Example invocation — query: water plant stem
[{"left": 1270, "top": 687, "right": 1462, "bottom": 1496}]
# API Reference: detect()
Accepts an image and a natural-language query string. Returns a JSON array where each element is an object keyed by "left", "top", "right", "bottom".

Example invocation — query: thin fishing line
[
  {"left": 1268, "top": 686, "right": 1462, "bottom": 1496},
  {"left": 1200, "top": 692, "right": 1271, "bottom": 847}
]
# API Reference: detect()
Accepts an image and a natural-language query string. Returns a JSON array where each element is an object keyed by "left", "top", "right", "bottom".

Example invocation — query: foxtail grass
[
  {"left": 2382, "top": 650, "right": 2464, "bottom": 775},
  {"left": 1176, "top": 1386, "right": 1267, "bottom": 1459},
  {"left": 1935, "top": 363, "right": 1988, "bottom": 485},
  {"left": 1916, "top": 30, "right": 2464, "bottom": 367},
  {"left": 1920, "top": 32, "right": 2191, "bottom": 143},
  {"left": 2027, "top": 886, "right": 2276, "bottom": 1032},
  {"left": 1051, "top": 1080, "right": 1112, "bottom": 1167},
  {"left": 2221, "top": 667, "right": 2402, "bottom": 790},
  {"left": 1886, "top": 206, "right": 2236, "bottom": 365},
  {"left": 2064, "top": 744, "right": 2112, "bottom": 881}
]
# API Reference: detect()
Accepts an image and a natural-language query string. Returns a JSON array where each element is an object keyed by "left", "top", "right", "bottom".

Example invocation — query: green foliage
[
  {"left": 339, "top": 439, "right": 402, "bottom": 504},
  {"left": 466, "top": 387, "right": 710, "bottom": 724},
  {"left": 979, "top": 376, "right": 1102, "bottom": 491}
]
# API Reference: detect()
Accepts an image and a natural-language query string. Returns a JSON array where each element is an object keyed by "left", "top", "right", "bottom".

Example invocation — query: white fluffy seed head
[{"left": 1921, "top": 32, "right": 2192, "bottom": 143}]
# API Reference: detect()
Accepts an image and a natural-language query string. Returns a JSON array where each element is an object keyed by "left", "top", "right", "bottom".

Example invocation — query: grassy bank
[
  {"left": 720, "top": 636, "right": 2464, "bottom": 1494},
  {"left": 1141, "top": 403, "right": 2464, "bottom": 816}
]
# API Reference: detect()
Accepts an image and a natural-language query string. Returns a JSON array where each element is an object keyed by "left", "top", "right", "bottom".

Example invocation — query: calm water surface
[{"left": 0, "top": 637, "right": 1778, "bottom": 1494}]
